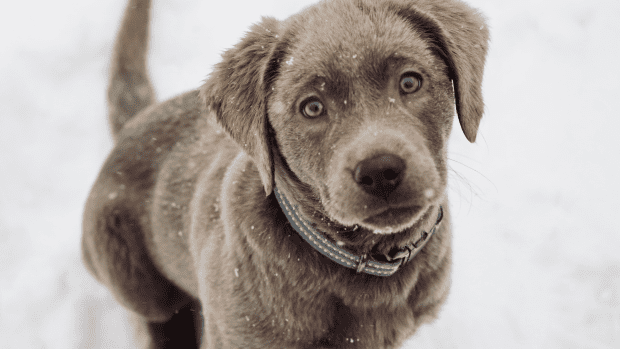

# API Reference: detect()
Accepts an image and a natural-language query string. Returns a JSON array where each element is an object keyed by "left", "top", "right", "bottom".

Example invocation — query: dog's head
[{"left": 202, "top": 0, "right": 488, "bottom": 236}]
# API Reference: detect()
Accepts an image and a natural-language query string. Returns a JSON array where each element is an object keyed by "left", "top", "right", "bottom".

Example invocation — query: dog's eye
[
  {"left": 399, "top": 73, "right": 422, "bottom": 94},
  {"left": 301, "top": 98, "right": 325, "bottom": 118}
]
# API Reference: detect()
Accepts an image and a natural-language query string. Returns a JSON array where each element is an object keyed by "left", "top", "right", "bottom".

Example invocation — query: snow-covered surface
[{"left": 1, "top": 0, "right": 619, "bottom": 347}]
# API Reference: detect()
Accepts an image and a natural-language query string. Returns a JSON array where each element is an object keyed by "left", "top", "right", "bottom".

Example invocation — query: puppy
[{"left": 82, "top": 0, "right": 488, "bottom": 347}]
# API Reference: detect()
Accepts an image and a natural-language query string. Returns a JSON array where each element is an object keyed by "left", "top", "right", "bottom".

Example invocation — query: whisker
[
  {"left": 448, "top": 157, "right": 495, "bottom": 191},
  {"left": 447, "top": 167, "right": 476, "bottom": 213},
  {"left": 446, "top": 154, "right": 496, "bottom": 215}
]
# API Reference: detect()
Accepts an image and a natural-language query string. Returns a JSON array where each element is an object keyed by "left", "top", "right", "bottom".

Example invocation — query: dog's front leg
[{"left": 129, "top": 303, "right": 202, "bottom": 349}]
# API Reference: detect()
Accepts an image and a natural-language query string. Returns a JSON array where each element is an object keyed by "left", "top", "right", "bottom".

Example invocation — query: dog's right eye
[{"left": 301, "top": 98, "right": 325, "bottom": 118}]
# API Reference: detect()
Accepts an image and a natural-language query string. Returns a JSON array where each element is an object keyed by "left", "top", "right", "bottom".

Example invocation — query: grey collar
[{"left": 273, "top": 186, "right": 443, "bottom": 277}]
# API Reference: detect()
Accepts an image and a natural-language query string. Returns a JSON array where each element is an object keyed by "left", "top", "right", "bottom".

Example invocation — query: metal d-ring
[{"left": 356, "top": 254, "right": 369, "bottom": 273}]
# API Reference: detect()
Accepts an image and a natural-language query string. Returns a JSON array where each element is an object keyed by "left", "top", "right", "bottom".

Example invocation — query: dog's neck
[{"left": 273, "top": 185, "right": 443, "bottom": 277}]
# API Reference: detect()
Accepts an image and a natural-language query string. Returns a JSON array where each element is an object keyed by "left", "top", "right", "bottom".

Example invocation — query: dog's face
[
  {"left": 203, "top": 0, "right": 488, "bottom": 234},
  {"left": 269, "top": 5, "right": 455, "bottom": 233}
]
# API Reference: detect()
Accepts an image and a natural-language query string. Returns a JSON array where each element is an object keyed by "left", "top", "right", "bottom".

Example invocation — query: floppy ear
[
  {"left": 389, "top": 0, "right": 489, "bottom": 142},
  {"left": 201, "top": 17, "right": 285, "bottom": 195}
]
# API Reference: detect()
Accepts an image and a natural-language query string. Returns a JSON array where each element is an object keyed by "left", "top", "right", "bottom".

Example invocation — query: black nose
[{"left": 353, "top": 153, "right": 406, "bottom": 198}]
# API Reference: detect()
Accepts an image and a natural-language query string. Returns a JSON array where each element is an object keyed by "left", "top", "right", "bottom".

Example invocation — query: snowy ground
[{"left": 1, "top": 0, "right": 619, "bottom": 348}]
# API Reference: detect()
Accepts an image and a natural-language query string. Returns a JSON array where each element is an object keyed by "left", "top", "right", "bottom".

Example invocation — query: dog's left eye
[
  {"left": 301, "top": 98, "right": 325, "bottom": 118},
  {"left": 399, "top": 73, "right": 422, "bottom": 94}
]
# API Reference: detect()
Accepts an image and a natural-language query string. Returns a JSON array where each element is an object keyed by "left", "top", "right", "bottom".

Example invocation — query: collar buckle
[
  {"left": 379, "top": 206, "right": 443, "bottom": 267},
  {"left": 385, "top": 246, "right": 412, "bottom": 266}
]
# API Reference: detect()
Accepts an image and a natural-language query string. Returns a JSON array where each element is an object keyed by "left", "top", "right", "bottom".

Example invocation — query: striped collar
[{"left": 274, "top": 186, "right": 443, "bottom": 277}]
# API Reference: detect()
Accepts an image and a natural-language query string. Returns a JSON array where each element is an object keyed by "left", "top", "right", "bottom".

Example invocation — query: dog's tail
[{"left": 107, "top": 0, "right": 155, "bottom": 139}]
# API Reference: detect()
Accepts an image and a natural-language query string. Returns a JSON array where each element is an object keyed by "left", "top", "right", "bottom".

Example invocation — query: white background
[{"left": 1, "top": 0, "right": 619, "bottom": 347}]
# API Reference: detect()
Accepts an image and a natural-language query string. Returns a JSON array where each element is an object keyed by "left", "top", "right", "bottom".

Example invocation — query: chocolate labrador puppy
[{"left": 82, "top": 0, "right": 488, "bottom": 347}]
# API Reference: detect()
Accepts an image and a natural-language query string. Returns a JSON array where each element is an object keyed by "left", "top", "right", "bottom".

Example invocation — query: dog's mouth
[
  {"left": 362, "top": 205, "right": 425, "bottom": 234},
  {"left": 320, "top": 203, "right": 437, "bottom": 257}
]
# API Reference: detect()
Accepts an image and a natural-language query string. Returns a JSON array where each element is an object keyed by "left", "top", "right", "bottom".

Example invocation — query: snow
[{"left": 1, "top": 0, "right": 619, "bottom": 347}]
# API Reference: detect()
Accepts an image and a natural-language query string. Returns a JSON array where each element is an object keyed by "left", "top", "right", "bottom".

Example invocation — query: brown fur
[{"left": 82, "top": 0, "right": 488, "bottom": 347}]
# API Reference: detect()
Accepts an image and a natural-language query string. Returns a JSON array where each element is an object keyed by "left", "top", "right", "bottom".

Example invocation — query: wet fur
[{"left": 82, "top": 0, "right": 488, "bottom": 347}]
